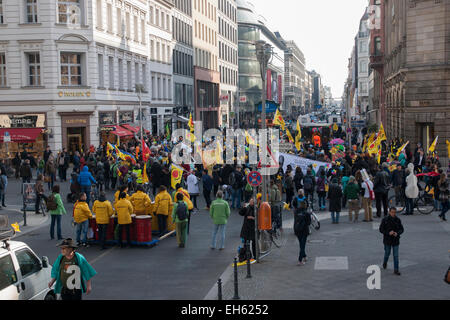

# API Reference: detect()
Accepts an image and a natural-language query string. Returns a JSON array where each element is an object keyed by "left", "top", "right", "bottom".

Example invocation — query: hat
[{"left": 56, "top": 238, "right": 78, "bottom": 249}]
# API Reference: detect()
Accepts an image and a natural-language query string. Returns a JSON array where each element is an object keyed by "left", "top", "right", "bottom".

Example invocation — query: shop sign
[
  {"left": 58, "top": 91, "right": 91, "bottom": 98},
  {"left": 119, "top": 111, "right": 133, "bottom": 124},
  {"left": 99, "top": 112, "right": 116, "bottom": 126},
  {"left": 0, "top": 114, "right": 45, "bottom": 128},
  {"left": 64, "top": 119, "right": 87, "bottom": 125},
  {"left": 239, "top": 96, "right": 247, "bottom": 103},
  {"left": 100, "top": 127, "right": 115, "bottom": 132}
]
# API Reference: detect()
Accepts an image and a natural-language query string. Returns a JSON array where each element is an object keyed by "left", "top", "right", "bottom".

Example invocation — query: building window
[
  {"left": 135, "top": 62, "right": 139, "bottom": 86},
  {"left": 96, "top": 0, "right": 102, "bottom": 29},
  {"left": 374, "top": 37, "right": 381, "bottom": 55},
  {"left": 141, "top": 19, "right": 145, "bottom": 43},
  {"left": 116, "top": 7, "right": 122, "bottom": 36},
  {"left": 127, "top": 61, "right": 131, "bottom": 90},
  {"left": 118, "top": 58, "right": 123, "bottom": 89},
  {"left": 0, "top": 0, "right": 3, "bottom": 24},
  {"left": 133, "top": 15, "right": 138, "bottom": 42},
  {"left": 106, "top": 3, "right": 112, "bottom": 32},
  {"left": 0, "top": 53, "right": 7, "bottom": 87},
  {"left": 108, "top": 56, "right": 114, "bottom": 89},
  {"left": 60, "top": 52, "right": 82, "bottom": 86},
  {"left": 58, "top": 0, "right": 81, "bottom": 24},
  {"left": 126, "top": 12, "right": 130, "bottom": 38},
  {"left": 26, "top": 0, "right": 38, "bottom": 23},
  {"left": 27, "top": 52, "right": 41, "bottom": 86},
  {"left": 98, "top": 54, "right": 104, "bottom": 87},
  {"left": 142, "top": 64, "right": 146, "bottom": 90}
]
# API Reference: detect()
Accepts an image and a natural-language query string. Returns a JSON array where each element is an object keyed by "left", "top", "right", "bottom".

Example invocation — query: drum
[{"left": 135, "top": 215, "right": 152, "bottom": 243}]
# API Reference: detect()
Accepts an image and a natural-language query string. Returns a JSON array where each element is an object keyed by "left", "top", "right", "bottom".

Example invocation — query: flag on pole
[
  {"left": 295, "top": 120, "right": 302, "bottom": 151},
  {"left": 273, "top": 108, "right": 286, "bottom": 131},
  {"left": 166, "top": 123, "right": 171, "bottom": 140},
  {"left": 188, "top": 113, "right": 194, "bottom": 133},
  {"left": 377, "top": 145, "right": 382, "bottom": 164},
  {"left": 446, "top": 140, "right": 450, "bottom": 158},
  {"left": 286, "top": 129, "right": 294, "bottom": 143},
  {"left": 378, "top": 123, "right": 387, "bottom": 142},
  {"left": 141, "top": 138, "right": 151, "bottom": 162},
  {"left": 142, "top": 163, "right": 149, "bottom": 184},
  {"left": 396, "top": 141, "right": 410, "bottom": 157},
  {"left": 245, "top": 131, "right": 257, "bottom": 146},
  {"left": 428, "top": 136, "right": 438, "bottom": 153},
  {"left": 171, "top": 165, "right": 183, "bottom": 189}
]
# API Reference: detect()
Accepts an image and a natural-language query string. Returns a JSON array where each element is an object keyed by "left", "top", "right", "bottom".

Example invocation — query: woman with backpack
[
  {"left": 292, "top": 189, "right": 311, "bottom": 266},
  {"left": 327, "top": 178, "right": 343, "bottom": 224},
  {"left": 47, "top": 185, "right": 67, "bottom": 240},
  {"left": 172, "top": 192, "right": 189, "bottom": 248}
]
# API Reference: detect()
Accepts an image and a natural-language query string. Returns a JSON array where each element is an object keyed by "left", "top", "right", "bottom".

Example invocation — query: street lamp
[
  {"left": 199, "top": 88, "right": 206, "bottom": 130},
  {"left": 135, "top": 84, "right": 145, "bottom": 142}
]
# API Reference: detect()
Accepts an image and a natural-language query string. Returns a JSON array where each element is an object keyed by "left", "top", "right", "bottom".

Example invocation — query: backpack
[
  {"left": 46, "top": 193, "right": 58, "bottom": 211},
  {"left": 304, "top": 175, "right": 313, "bottom": 191},
  {"left": 294, "top": 211, "right": 310, "bottom": 235},
  {"left": 175, "top": 202, "right": 188, "bottom": 221},
  {"left": 295, "top": 196, "right": 307, "bottom": 211}
]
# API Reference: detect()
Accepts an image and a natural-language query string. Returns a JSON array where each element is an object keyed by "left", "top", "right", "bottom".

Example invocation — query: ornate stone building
[{"left": 383, "top": 0, "right": 449, "bottom": 162}]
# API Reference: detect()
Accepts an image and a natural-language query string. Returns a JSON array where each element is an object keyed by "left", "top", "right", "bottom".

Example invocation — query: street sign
[
  {"left": 3, "top": 131, "right": 11, "bottom": 142},
  {"left": 247, "top": 171, "right": 262, "bottom": 187},
  {"left": 239, "top": 96, "right": 247, "bottom": 103}
]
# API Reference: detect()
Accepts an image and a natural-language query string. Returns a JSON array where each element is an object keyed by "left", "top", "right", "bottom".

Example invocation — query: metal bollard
[
  {"left": 217, "top": 278, "right": 223, "bottom": 300},
  {"left": 232, "top": 258, "right": 240, "bottom": 300},
  {"left": 23, "top": 208, "right": 27, "bottom": 227},
  {"left": 246, "top": 241, "right": 252, "bottom": 279}
]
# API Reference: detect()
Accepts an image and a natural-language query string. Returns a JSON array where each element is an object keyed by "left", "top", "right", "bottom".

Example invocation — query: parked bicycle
[
  {"left": 258, "top": 205, "right": 285, "bottom": 256},
  {"left": 388, "top": 188, "right": 435, "bottom": 215}
]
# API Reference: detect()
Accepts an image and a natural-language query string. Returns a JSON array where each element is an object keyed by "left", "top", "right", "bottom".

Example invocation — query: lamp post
[
  {"left": 135, "top": 84, "right": 145, "bottom": 142},
  {"left": 199, "top": 88, "right": 206, "bottom": 130}
]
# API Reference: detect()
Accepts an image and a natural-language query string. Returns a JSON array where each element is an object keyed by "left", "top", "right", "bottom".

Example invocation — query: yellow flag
[
  {"left": 333, "top": 123, "right": 338, "bottom": 132},
  {"left": 428, "top": 136, "right": 438, "bottom": 153},
  {"left": 378, "top": 123, "right": 387, "bottom": 142},
  {"left": 216, "top": 141, "right": 224, "bottom": 164},
  {"left": 295, "top": 120, "right": 302, "bottom": 151},
  {"left": 446, "top": 140, "right": 450, "bottom": 158},
  {"left": 171, "top": 165, "right": 183, "bottom": 190},
  {"left": 273, "top": 109, "right": 286, "bottom": 131},
  {"left": 396, "top": 141, "right": 409, "bottom": 157},
  {"left": 377, "top": 145, "right": 382, "bottom": 164},
  {"left": 188, "top": 113, "right": 194, "bottom": 133},
  {"left": 286, "top": 129, "right": 294, "bottom": 143},
  {"left": 142, "top": 163, "right": 149, "bottom": 184},
  {"left": 245, "top": 131, "right": 257, "bottom": 145},
  {"left": 11, "top": 223, "right": 21, "bottom": 233}
]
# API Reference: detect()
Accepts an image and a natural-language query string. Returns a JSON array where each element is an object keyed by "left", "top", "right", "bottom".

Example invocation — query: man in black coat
[
  {"left": 150, "top": 159, "right": 162, "bottom": 196},
  {"left": 327, "top": 178, "right": 343, "bottom": 224},
  {"left": 239, "top": 199, "right": 256, "bottom": 259},
  {"left": 373, "top": 164, "right": 391, "bottom": 217},
  {"left": 379, "top": 207, "right": 404, "bottom": 275}
]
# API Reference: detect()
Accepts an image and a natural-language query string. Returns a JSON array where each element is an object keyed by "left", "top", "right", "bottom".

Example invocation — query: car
[{"left": 0, "top": 237, "right": 55, "bottom": 300}]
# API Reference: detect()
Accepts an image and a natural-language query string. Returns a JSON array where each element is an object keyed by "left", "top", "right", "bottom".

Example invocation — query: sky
[{"left": 255, "top": 0, "right": 369, "bottom": 99}]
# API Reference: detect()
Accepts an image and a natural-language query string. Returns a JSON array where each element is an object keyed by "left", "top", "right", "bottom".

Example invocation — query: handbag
[{"left": 365, "top": 181, "right": 375, "bottom": 201}]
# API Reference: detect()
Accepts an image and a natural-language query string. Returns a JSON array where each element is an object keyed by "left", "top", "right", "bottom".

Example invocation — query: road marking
[
  {"left": 90, "top": 247, "right": 116, "bottom": 265},
  {"left": 372, "top": 222, "right": 380, "bottom": 230},
  {"left": 314, "top": 256, "right": 349, "bottom": 270}
]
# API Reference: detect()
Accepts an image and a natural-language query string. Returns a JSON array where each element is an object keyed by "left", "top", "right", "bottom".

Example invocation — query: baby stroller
[{"left": 67, "top": 172, "right": 81, "bottom": 203}]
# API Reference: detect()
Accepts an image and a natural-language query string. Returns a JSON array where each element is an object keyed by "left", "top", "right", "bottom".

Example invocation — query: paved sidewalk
[{"left": 206, "top": 210, "right": 450, "bottom": 300}]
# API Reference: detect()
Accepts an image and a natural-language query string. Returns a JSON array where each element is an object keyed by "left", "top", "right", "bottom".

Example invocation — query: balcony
[{"left": 370, "top": 54, "right": 384, "bottom": 70}]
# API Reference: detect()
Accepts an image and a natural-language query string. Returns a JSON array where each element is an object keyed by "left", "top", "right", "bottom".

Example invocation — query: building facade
[
  {"left": 0, "top": 0, "right": 151, "bottom": 156},
  {"left": 384, "top": 0, "right": 450, "bottom": 162},
  {"left": 148, "top": 0, "right": 174, "bottom": 135},
  {"left": 172, "top": 0, "right": 194, "bottom": 128},
  {"left": 356, "top": 9, "right": 370, "bottom": 119},
  {"left": 217, "top": 0, "right": 238, "bottom": 128},
  {"left": 193, "top": 0, "right": 220, "bottom": 129}
]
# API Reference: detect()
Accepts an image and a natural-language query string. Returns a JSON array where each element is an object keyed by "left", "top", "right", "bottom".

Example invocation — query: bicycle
[
  {"left": 388, "top": 190, "right": 435, "bottom": 215},
  {"left": 258, "top": 205, "right": 286, "bottom": 256},
  {"left": 309, "top": 209, "right": 321, "bottom": 234}
]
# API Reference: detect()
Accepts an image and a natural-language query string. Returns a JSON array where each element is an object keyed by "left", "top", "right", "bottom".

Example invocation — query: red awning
[
  {"left": 104, "top": 125, "right": 134, "bottom": 138},
  {"left": 0, "top": 128, "right": 43, "bottom": 143},
  {"left": 121, "top": 124, "right": 139, "bottom": 134}
]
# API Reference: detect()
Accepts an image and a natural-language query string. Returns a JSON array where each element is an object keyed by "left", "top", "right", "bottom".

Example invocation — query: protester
[
  {"left": 154, "top": 185, "right": 173, "bottom": 236},
  {"left": 269, "top": 179, "right": 283, "bottom": 229},
  {"left": 316, "top": 169, "right": 327, "bottom": 210},
  {"left": 0, "top": 168, "right": 7, "bottom": 208},
  {"left": 202, "top": 169, "right": 213, "bottom": 209},
  {"left": 362, "top": 175, "right": 375, "bottom": 222},
  {"left": 379, "top": 207, "right": 404, "bottom": 276},
  {"left": 73, "top": 193, "right": 93, "bottom": 247},
  {"left": 114, "top": 192, "right": 134, "bottom": 247},
  {"left": 130, "top": 185, "right": 152, "bottom": 215},
  {"left": 230, "top": 165, "right": 244, "bottom": 210},
  {"left": 187, "top": 170, "right": 200, "bottom": 210},
  {"left": 172, "top": 192, "right": 189, "bottom": 248},
  {"left": 327, "top": 178, "right": 343, "bottom": 224},
  {"left": 293, "top": 190, "right": 310, "bottom": 266},
  {"left": 373, "top": 163, "right": 390, "bottom": 217},
  {"left": 49, "top": 238, "right": 96, "bottom": 300},
  {"left": 303, "top": 169, "right": 316, "bottom": 210},
  {"left": 344, "top": 176, "right": 360, "bottom": 223},
  {"left": 47, "top": 185, "right": 66, "bottom": 240},
  {"left": 20, "top": 159, "right": 32, "bottom": 185},
  {"left": 210, "top": 190, "right": 230, "bottom": 250},
  {"left": 239, "top": 198, "right": 256, "bottom": 259},
  {"left": 45, "top": 156, "right": 56, "bottom": 190},
  {"left": 77, "top": 166, "right": 97, "bottom": 206},
  {"left": 92, "top": 192, "right": 114, "bottom": 249},
  {"left": 437, "top": 173, "right": 449, "bottom": 221}
]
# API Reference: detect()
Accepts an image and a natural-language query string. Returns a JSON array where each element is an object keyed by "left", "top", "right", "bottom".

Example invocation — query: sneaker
[
  {"left": 210, "top": 247, "right": 215, "bottom": 250},
  {"left": 297, "top": 261, "right": 305, "bottom": 266},
  {"left": 394, "top": 270, "right": 401, "bottom": 276},
  {"left": 383, "top": 262, "right": 387, "bottom": 269}
]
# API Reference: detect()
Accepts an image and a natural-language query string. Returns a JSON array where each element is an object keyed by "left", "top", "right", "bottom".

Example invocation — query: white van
[{"left": 0, "top": 239, "right": 55, "bottom": 300}]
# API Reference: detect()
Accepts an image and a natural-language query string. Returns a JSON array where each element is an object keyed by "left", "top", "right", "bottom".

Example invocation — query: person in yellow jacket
[
  {"left": 114, "top": 185, "right": 131, "bottom": 206},
  {"left": 73, "top": 193, "right": 93, "bottom": 247},
  {"left": 173, "top": 183, "right": 194, "bottom": 210},
  {"left": 92, "top": 192, "right": 114, "bottom": 250},
  {"left": 130, "top": 185, "right": 152, "bottom": 215},
  {"left": 154, "top": 185, "right": 173, "bottom": 236},
  {"left": 114, "top": 192, "right": 134, "bottom": 248}
]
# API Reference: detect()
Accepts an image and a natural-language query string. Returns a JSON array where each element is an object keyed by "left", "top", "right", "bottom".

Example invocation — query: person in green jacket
[
  {"left": 172, "top": 193, "right": 189, "bottom": 248},
  {"left": 210, "top": 190, "right": 230, "bottom": 250},
  {"left": 48, "top": 185, "right": 67, "bottom": 240},
  {"left": 344, "top": 176, "right": 360, "bottom": 223}
]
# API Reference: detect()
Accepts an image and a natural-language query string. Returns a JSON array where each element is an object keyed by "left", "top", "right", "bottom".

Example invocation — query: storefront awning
[
  {"left": 104, "top": 125, "right": 134, "bottom": 138},
  {"left": 121, "top": 124, "right": 139, "bottom": 134},
  {"left": 0, "top": 128, "right": 43, "bottom": 143}
]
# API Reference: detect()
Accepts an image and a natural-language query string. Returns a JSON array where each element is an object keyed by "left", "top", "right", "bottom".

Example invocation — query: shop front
[
  {"left": 0, "top": 113, "right": 46, "bottom": 159},
  {"left": 98, "top": 111, "right": 141, "bottom": 146},
  {"left": 59, "top": 112, "right": 92, "bottom": 154}
]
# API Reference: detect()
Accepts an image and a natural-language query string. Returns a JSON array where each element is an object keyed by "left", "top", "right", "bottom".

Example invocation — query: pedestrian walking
[
  {"left": 239, "top": 198, "right": 256, "bottom": 259},
  {"left": 34, "top": 174, "right": 47, "bottom": 214},
  {"left": 12, "top": 153, "right": 21, "bottom": 179},
  {"left": 187, "top": 170, "right": 200, "bottom": 210},
  {"left": 210, "top": 190, "right": 230, "bottom": 250},
  {"left": 379, "top": 207, "right": 404, "bottom": 275},
  {"left": 20, "top": 159, "right": 32, "bottom": 188},
  {"left": 344, "top": 176, "right": 360, "bottom": 223},
  {"left": 437, "top": 173, "right": 449, "bottom": 221},
  {"left": 362, "top": 176, "right": 375, "bottom": 222},
  {"left": 303, "top": 169, "right": 316, "bottom": 210},
  {"left": 114, "top": 192, "right": 134, "bottom": 247},
  {"left": 45, "top": 156, "right": 56, "bottom": 190},
  {"left": 269, "top": 179, "right": 283, "bottom": 229},
  {"left": 316, "top": 170, "right": 327, "bottom": 210},
  {"left": 202, "top": 169, "right": 213, "bottom": 209},
  {"left": 284, "top": 169, "right": 295, "bottom": 209},
  {"left": 405, "top": 163, "right": 419, "bottom": 215},
  {"left": 77, "top": 166, "right": 97, "bottom": 206},
  {"left": 73, "top": 193, "right": 93, "bottom": 247},
  {"left": 47, "top": 185, "right": 66, "bottom": 240},
  {"left": 92, "top": 192, "right": 114, "bottom": 249},
  {"left": 230, "top": 166, "right": 244, "bottom": 210},
  {"left": 44, "top": 146, "right": 52, "bottom": 164},
  {"left": 48, "top": 238, "right": 97, "bottom": 300},
  {"left": 154, "top": 185, "right": 173, "bottom": 236},
  {"left": 327, "top": 178, "right": 343, "bottom": 224},
  {"left": 293, "top": 190, "right": 311, "bottom": 266},
  {"left": 36, "top": 155, "right": 44, "bottom": 178},
  {"left": 172, "top": 192, "right": 189, "bottom": 248},
  {"left": 0, "top": 167, "right": 7, "bottom": 208},
  {"left": 374, "top": 163, "right": 390, "bottom": 217}
]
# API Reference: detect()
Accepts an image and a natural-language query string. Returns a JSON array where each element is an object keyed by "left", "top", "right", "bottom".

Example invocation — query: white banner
[{"left": 277, "top": 152, "right": 331, "bottom": 174}]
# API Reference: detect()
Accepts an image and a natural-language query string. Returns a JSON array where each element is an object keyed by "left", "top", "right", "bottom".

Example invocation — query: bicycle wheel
[
  {"left": 310, "top": 212, "right": 321, "bottom": 230},
  {"left": 416, "top": 194, "right": 435, "bottom": 214},
  {"left": 388, "top": 195, "right": 406, "bottom": 214},
  {"left": 258, "top": 230, "right": 272, "bottom": 254},
  {"left": 40, "top": 200, "right": 47, "bottom": 216},
  {"left": 271, "top": 225, "right": 284, "bottom": 248}
]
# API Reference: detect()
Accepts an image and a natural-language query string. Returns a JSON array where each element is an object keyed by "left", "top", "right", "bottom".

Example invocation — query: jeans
[
  {"left": 375, "top": 192, "right": 388, "bottom": 217},
  {"left": 330, "top": 211, "right": 340, "bottom": 223},
  {"left": 405, "top": 198, "right": 414, "bottom": 214},
  {"left": 175, "top": 221, "right": 188, "bottom": 246},
  {"left": 47, "top": 173, "right": 55, "bottom": 190},
  {"left": 76, "top": 220, "right": 89, "bottom": 244},
  {"left": 157, "top": 214, "right": 168, "bottom": 235},
  {"left": 36, "top": 168, "right": 43, "bottom": 177},
  {"left": 297, "top": 232, "right": 308, "bottom": 262},
  {"left": 203, "top": 189, "right": 212, "bottom": 208},
  {"left": 0, "top": 192, "right": 5, "bottom": 206},
  {"left": 440, "top": 200, "right": 449, "bottom": 219},
  {"left": 191, "top": 195, "right": 198, "bottom": 209},
  {"left": 118, "top": 224, "right": 131, "bottom": 246},
  {"left": 384, "top": 245, "right": 399, "bottom": 271},
  {"left": 80, "top": 185, "right": 92, "bottom": 205},
  {"left": 231, "top": 188, "right": 241, "bottom": 209},
  {"left": 98, "top": 224, "right": 108, "bottom": 248},
  {"left": 50, "top": 215, "right": 62, "bottom": 239},
  {"left": 318, "top": 191, "right": 326, "bottom": 208},
  {"left": 211, "top": 224, "right": 226, "bottom": 249}
]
